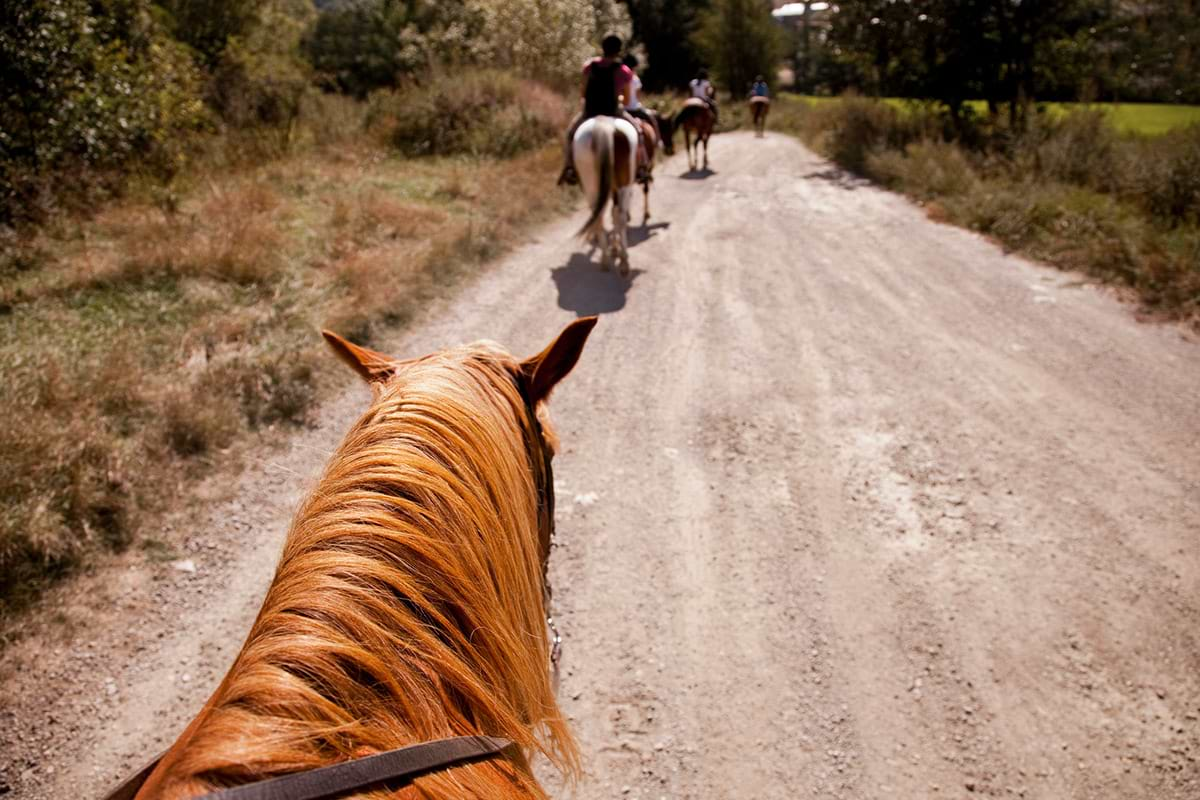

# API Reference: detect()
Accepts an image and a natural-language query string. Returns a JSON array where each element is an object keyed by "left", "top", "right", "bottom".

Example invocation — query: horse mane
[{"left": 144, "top": 341, "right": 578, "bottom": 799}]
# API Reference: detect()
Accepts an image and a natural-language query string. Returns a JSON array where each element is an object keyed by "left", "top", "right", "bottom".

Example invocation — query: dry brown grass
[{"left": 0, "top": 121, "right": 573, "bottom": 615}]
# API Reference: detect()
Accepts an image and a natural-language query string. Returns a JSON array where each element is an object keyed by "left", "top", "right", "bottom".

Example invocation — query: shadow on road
[
  {"left": 804, "top": 167, "right": 869, "bottom": 190},
  {"left": 551, "top": 253, "right": 643, "bottom": 317},
  {"left": 679, "top": 167, "right": 716, "bottom": 180},
  {"left": 628, "top": 221, "right": 670, "bottom": 248}
]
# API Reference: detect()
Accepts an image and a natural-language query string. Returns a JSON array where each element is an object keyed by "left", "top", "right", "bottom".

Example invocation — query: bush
[
  {"left": 866, "top": 140, "right": 980, "bottom": 198},
  {"left": 1135, "top": 125, "right": 1200, "bottom": 226},
  {"left": 0, "top": 0, "right": 207, "bottom": 225},
  {"left": 376, "top": 71, "right": 568, "bottom": 158},
  {"left": 814, "top": 97, "right": 924, "bottom": 175}
]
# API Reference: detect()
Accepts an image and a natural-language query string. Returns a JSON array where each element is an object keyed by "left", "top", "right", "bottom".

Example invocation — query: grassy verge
[
  {"left": 740, "top": 94, "right": 1199, "bottom": 325},
  {"left": 775, "top": 96, "right": 1200, "bottom": 136},
  {"left": 0, "top": 71, "right": 574, "bottom": 616}
]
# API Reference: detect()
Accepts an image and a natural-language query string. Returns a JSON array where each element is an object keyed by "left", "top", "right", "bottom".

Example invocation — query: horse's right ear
[
  {"left": 322, "top": 330, "right": 397, "bottom": 383},
  {"left": 520, "top": 316, "right": 598, "bottom": 405}
]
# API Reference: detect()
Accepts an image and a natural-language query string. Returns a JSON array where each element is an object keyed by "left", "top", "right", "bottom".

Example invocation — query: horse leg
[
  {"left": 702, "top": 134, "right": 709, "bottom": 170},
  {"left": 685, "top": 129, "right": 694, "bottom": 170},
  {"left": 614, "top": 188, "right": 630, "bottom": 277},
  {"left": 643, "top": 181, "right": 651, "bottom": 226}
]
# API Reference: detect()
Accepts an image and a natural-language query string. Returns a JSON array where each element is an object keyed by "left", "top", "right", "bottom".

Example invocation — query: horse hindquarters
[{"left": 573, "top": 118, "right": 614, "bottom": 244}]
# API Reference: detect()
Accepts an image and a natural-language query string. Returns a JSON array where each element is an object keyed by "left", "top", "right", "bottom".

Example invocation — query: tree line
[{"left": 623, "top": 0, "right": 1197, "bottom": 110}]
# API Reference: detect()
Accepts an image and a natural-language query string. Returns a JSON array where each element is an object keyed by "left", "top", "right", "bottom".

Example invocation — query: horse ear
[
  {"left": 322, "top": 330, "right": 397, "bottom": 383},
  {"left": 521, "top": 316, "right": 598, "bottom": 405}
]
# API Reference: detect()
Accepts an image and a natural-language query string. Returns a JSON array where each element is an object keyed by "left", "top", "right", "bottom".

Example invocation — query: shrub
[
  {"left": 813, "top": 96, "right": 924, "bottom": 175},
  {"left": 1135, "top": 125, "right": 1200, "bottom": 226},
  {"left": 376, "top": 71, "right": 568, "bottom": 158},
  {"left": 867, "top": 140, "right": 980, "bottom": 198},
  {"left": 0, "top": 0, "right": 207, "bottom": 225}
]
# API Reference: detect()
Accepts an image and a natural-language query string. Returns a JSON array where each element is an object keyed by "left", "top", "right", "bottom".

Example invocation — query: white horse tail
[{"left": 578, "top": 117, "right": 614, "bottom": 237}]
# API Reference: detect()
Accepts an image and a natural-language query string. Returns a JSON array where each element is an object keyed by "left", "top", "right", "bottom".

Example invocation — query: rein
[{"left": 99, "top": 737, "right": 513, "bottom": 800}]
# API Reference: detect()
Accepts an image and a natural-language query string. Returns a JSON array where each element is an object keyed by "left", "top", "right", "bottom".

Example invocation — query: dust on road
[{"left": 3, "top": 133, "right": 1198, "bottom": 799}]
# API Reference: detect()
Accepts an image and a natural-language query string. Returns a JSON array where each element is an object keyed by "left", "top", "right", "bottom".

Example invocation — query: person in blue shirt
[{"left": 750, "top": 75, "right": 770, "bottom": 99}]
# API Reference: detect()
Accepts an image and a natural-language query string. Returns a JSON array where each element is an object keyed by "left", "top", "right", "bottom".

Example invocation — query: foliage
[
  {"left": 372, "top": 70, "right": 569, "bottom": 157},
  {"left": 303, "top": 0, "right": 480, "bottom": 98},
  {"left": 623, "top": 0, "right": 708, "bottom": 91},
  {"left": 467, "top": 0, "right": 631, "bottom": 88},
  {"left": 823, "top": 0, "right": 1200, "bottom": 115},
  {"left": 159, "top": 0, "right": 258, "bottom": 67},
  {"left": 0, "top": 0, "right": 206, "bottom": 224},
  {"left": 693, "top": 0, "right": 782, "bottom": 98}
]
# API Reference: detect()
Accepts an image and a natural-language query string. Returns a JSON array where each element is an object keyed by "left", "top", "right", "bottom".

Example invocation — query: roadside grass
[
  {"left": 0, "top": 77, "right": 574, "bottom": 616},
  {"left": 742, "top": 95, "right": 1199, "bottom": 325},
  {"left": 778, "top": 95, "right": 1200, "bottom": 136}
]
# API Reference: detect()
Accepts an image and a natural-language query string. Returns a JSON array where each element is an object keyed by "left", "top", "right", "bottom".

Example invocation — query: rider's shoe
[
  {"left": 557, "top": 166, "right": 578, "bottom": 187},
  {"left": 636, "top": 164, "right": 652, "bottom": 183}
]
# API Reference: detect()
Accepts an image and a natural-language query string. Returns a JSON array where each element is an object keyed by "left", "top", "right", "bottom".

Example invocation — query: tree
[
  {"left": 693, "top": 0, "right": 783, "bottom": 97},
  {"left": 0, "top": 0, "right": 204, "bottom": 222},
  {"left": 827, "top": 0, "right": 1106, "bottom": 129},
  {"left": 622, "top": 0, "right": 709, "bottom": 91}
]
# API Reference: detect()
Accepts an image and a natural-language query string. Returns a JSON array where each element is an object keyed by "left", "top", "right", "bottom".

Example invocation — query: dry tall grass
[{"left": 0, "top": 83, "right": 574, "bottom": 616}]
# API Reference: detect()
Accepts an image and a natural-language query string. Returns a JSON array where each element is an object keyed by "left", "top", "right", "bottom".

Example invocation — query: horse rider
[
  {"left": 557, "top": 34, "right": 648, "bottom": 186},
  {"left": 689, "top": 68, "right": 719, "bottom": 122},
  {"left": 751, "top": 74, "right": 770, "bottom": 99},
  {"left": 622, "top": 53, "right": 662, "bottom": 147}
]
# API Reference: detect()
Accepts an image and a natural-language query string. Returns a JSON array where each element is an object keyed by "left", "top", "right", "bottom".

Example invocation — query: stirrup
[{"left": 557, "top": 166, "right": 578, "bottom": 187}]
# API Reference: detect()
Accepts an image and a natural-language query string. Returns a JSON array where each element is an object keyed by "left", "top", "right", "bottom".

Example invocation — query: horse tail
[{"left": 578, "top": 118, "right": 614, "bottom": 237}]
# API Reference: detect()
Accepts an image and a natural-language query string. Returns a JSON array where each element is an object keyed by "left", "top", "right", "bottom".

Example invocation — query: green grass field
[{"left": 787, "top": 95, "right": 1200, "bottom": 136}]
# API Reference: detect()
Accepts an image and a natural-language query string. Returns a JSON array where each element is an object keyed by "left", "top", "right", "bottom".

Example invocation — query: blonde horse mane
[{"left": 138, "top": 320, "right": 596, "bottom": 799}]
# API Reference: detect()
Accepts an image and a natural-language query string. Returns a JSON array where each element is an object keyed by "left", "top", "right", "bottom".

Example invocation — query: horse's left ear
[
  {"left": 521, "top": 316, "right": 598, "bottom": 405},
  {"left": 322, "top": 330, "right": 398, "bottom": 383}
]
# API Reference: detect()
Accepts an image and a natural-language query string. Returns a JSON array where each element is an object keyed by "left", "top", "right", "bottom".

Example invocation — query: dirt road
[{"left": 3, "top": 132, "right": 1199, "bottom": 799}]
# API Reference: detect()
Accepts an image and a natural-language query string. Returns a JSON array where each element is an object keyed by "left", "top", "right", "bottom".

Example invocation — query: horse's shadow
[
  {"left": 628, "top": 221, "right": 670, "bottom": 248},
  {"left": 680, "top": 167, "right": 716, "bottom": 180},
  {"left": 551, "top": 253, "right": 643, "bottom": 317}
]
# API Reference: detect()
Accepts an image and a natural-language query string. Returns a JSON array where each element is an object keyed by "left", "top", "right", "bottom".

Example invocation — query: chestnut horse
[
  {"left": 123, "top": 318, "right": 597, "bottom": 800},
  {"left": 573, "top": 116, "right": 638, "bottom": 276},
  {"left": 672, "top": 98, "right": 715, "bottom": 171},
  {"left": 750, "top": 96, "right": 770, "bottom": 137},
  {"left": 630, "top": 116, "right": 661, "bottom": 225}
]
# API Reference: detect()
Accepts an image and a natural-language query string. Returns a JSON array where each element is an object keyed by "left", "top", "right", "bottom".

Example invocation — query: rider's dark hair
[
  {"left": 623, "top": 53, "right": 639, "bottom": 69},
  {"left": 756, "top": 74, "right": 765, "bottom": 82},
  {"left": 602, "top": 34, "right": 622, "bottom": 57},
  {"left": 697, "top": 68, "right": 709, "bottom": 80}
]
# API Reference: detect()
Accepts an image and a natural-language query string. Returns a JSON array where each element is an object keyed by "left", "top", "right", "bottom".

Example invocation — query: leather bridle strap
[{"left": 197, "top": 736, "right": 515, "bottom": 800}]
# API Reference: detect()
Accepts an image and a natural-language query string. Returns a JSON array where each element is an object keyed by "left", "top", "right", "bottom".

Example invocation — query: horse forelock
[{"left": 146, "top": 343, "right": 577, "bottom": 799}]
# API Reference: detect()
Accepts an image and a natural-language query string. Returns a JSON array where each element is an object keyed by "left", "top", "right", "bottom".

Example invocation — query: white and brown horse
[{"left": 573, "top": 116, "right": 638, "bottom": 276}]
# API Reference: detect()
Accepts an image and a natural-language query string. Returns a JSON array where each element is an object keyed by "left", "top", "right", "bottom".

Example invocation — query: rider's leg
[{"left": 558, "top": 112, "right": 584, "bottom": 186}]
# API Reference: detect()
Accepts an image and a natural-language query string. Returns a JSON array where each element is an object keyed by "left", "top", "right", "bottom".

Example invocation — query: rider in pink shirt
[{"left": 558, "top": 35, "right": 641, "bottom": 186}]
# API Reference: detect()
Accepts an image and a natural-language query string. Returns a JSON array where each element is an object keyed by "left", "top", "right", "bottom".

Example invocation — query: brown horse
[
  {"left": 750, "top": 96, "right": 770, "bottom": 137},
  {"left": 125, "top": 319, "right": 597, "bottom": 800},
  {"left": 630, "top": 115, "right": 661, "bottom": 225},
  {"left": 672, "top": 98, "right": 715, "bottom": 171}
]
